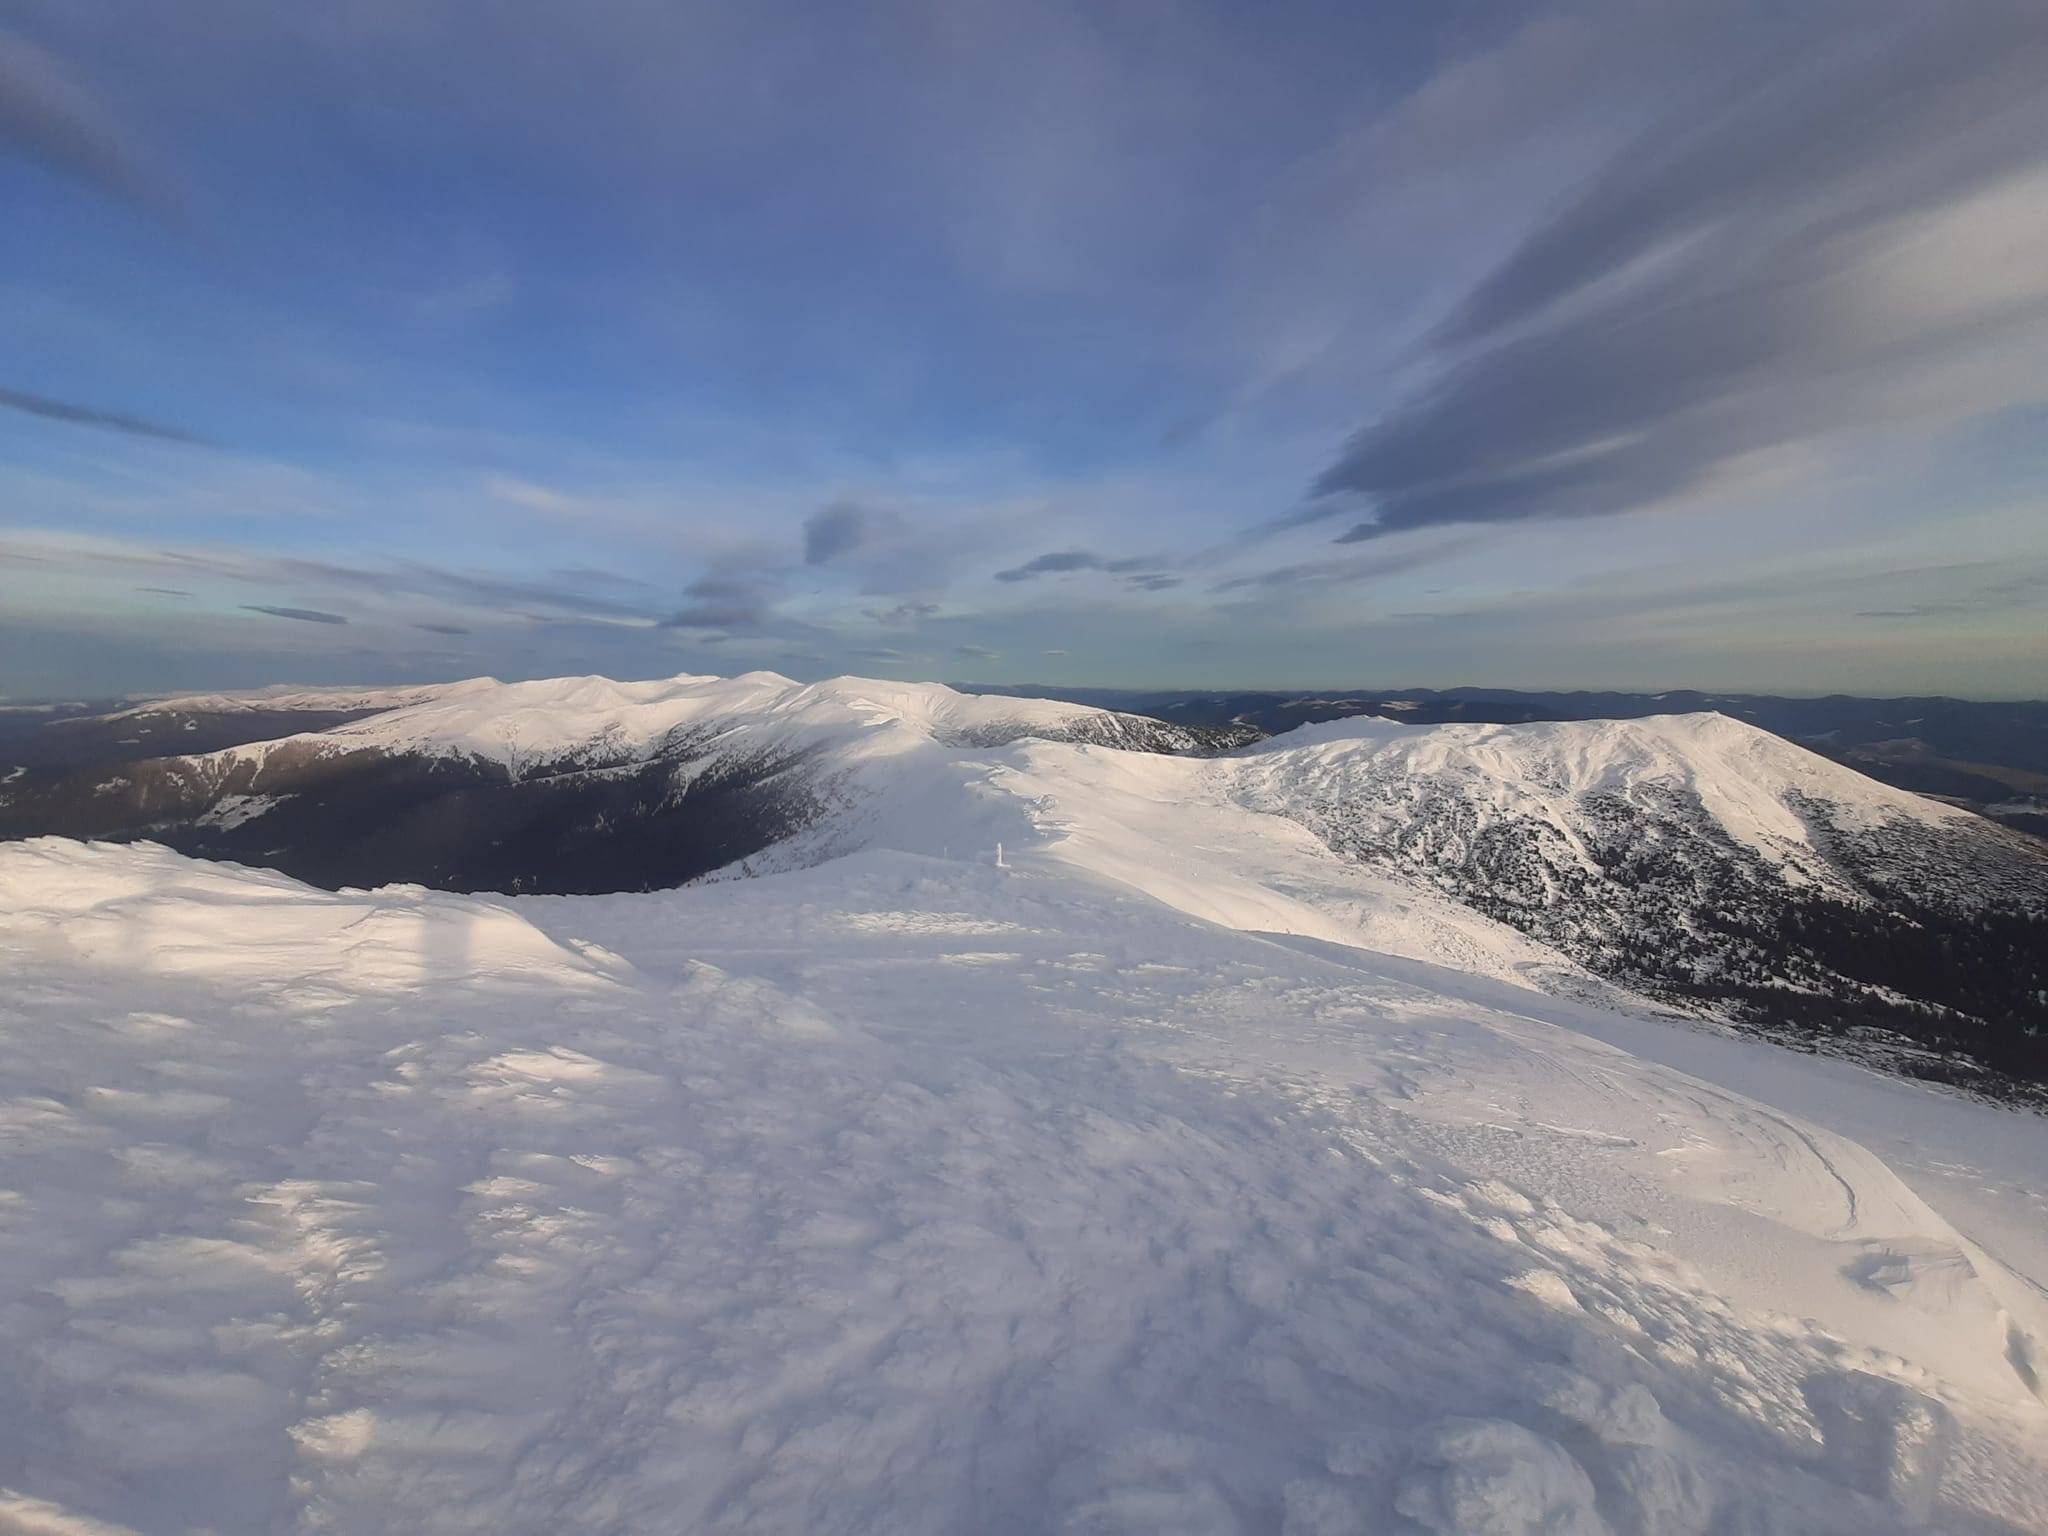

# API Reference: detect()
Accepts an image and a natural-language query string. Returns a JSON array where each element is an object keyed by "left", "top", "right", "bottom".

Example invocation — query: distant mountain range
[
  {"left": 962, "top": 684, "right": 2048, "bottom": 843},
  {"left": 0, "top": 675, "right": 1250, "bottom": 894},
  {"left": 2, "top": 672, "right": 2043, "bottom": 1099}
]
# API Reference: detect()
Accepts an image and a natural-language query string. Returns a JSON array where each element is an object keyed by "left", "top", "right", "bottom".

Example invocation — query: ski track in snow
[{"left": 0, "top": 838, "right": 2044, "bottom": 1534}]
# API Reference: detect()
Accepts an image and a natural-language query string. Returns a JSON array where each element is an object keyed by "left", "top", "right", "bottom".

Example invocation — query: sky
[{"left": 2, "top": 0, "right": 2045, "bottom": 700}]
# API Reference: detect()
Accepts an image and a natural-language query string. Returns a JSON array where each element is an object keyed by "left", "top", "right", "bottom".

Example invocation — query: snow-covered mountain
[
  {"left": 1219, "top": 714, "right": 2048, "bottom": 1088},
  {"left": 966, "top": 683, "right": 2048, "bottom": 843},
  {"left": 2, "top": 671, "right": 2043, "bottom": 1093},
  {"left": 102, "top": 681, "right": 478, "bottom": 719},
  {"left": 2, "top": 673, "right": 2047, "bottom": 1531},
  {"left": 136, "top": 670, "right": 1247, "bottom": 774},
  {"left": 151, "top": 670, "right": 1255, "bottom": 767},
  {"left": 0, "top": 672, "right": 1255, "bottom": 894}
]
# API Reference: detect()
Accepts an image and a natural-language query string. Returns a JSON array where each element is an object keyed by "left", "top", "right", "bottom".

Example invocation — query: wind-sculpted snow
[{"left": 2, "top": 839, "right": 2046, "bottom": 1533}]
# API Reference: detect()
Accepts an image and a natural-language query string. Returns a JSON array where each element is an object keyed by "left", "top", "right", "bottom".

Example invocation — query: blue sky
[{"left": 3, "top": 0, "right": 2045, "bottom": 698}]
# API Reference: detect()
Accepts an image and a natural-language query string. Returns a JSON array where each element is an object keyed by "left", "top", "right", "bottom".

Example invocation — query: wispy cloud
[
  {"left": 1, "top": 530, "right": 662, "bottom": 628},
  {"left": 0, "top": 30, "right": 175, "bottom": 215},
  {"left": 1214, "top": 536, "right": 1485, "bottom": 594},
  {"left": 0, "top": 386, "right": 205, "bottom": 444},
  {"left": 1854, "top": 570, "right": 2047, "bottom": 620},
  {"left": 243, "top": 604, "right": 348, "bottom": 626},
  {"left": 994, "top": 549, "right": 1164, "bottom": 584},
  {"left": 484, "top": 476, "right": 584, "bottom": 518},
  {"left": 1309, "top": 6, "right": 2048, "bottom": 544}
]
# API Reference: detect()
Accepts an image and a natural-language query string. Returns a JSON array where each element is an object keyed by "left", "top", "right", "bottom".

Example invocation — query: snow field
[{"left": 0, "top": 839, "right": 2042, "bottom": 1532}]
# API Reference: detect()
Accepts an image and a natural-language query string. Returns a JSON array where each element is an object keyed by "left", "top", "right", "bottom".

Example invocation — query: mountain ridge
[{"left": 3, "top": 670, "right": 2041, "bottom": 1098}]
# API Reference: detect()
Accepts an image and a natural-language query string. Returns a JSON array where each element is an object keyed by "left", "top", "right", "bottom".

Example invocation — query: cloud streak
[
  {"left": 1, "top": 531, "right": 663, "bottom": 628},
  {"left": 0, "top": 30, "right": 173, "bottom": 214},
  {"left": 243, "top": 604, "right": 348, "bottom": 626},
  {"left": 1213, "top": 536, "right": 1485, "bottom": 594},
  {"left": 1311, "top": 4, "right": 2048, "bottom": 544},
  {"left": 0, "top": 386, "right": 204, "bottom": 444},
  {"left": 994, "top": 549, "right": 1165, "bottom": 585}
]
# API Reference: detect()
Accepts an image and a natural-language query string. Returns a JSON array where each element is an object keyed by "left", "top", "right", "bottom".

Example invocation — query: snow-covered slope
[
  {"left": 709, "top": 699, "right": 2045, "bottom": 1089},
  {"left": 0, "top": 835, "right": 2043, "bottom": 1534},
  {"left": 1211, "top": 713, "right": 2048, "bottom": 1088},
  {"left": 3, "top": 673, "right": 2043, "bottom": 1087}
]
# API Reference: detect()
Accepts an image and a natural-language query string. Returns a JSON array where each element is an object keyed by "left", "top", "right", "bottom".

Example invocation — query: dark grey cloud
[
  {"left": 1125, "top": 573, "right": 1183, "bottom": 592},
  {"left": 414, "top": 621, "right": 471, "bottom": 635},
  {"left": 659, "top": 575, "right": 773, "bottom": 631},
  {"left": 846, "top": 646, "right": 910, "bottom": 662},
  {"left": 1311, "top": 4, "right": 2048, "bottom": 543},
  {"left": 803, "top": 502, "right": 870, "bottom": 565},
  {"left": 243, "top": 604, "right": 348, "bottom": 626},
  {"left": 953, "top": 644, "right": 999, "bottom": 661},
  {"left": 796, "top": 501, "right": 979, "bottom": 597},
  {"left": 0, "top": 31, "right": 171, "bottom": 215},
  {"left": 994, "top": 550, "right": 1159, "bottom": 584},
  {"left": 998, "top": 550, "right": 1098, "bottom": 581},
  {"left": 134, "top": 585, "right": 191, "bottom": 597},
  {"left": 865, "top": 600, "right": 940, "bottom": 627},
  {"left": 0, "top": 386, "right": 204, "bottom": 444}
]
